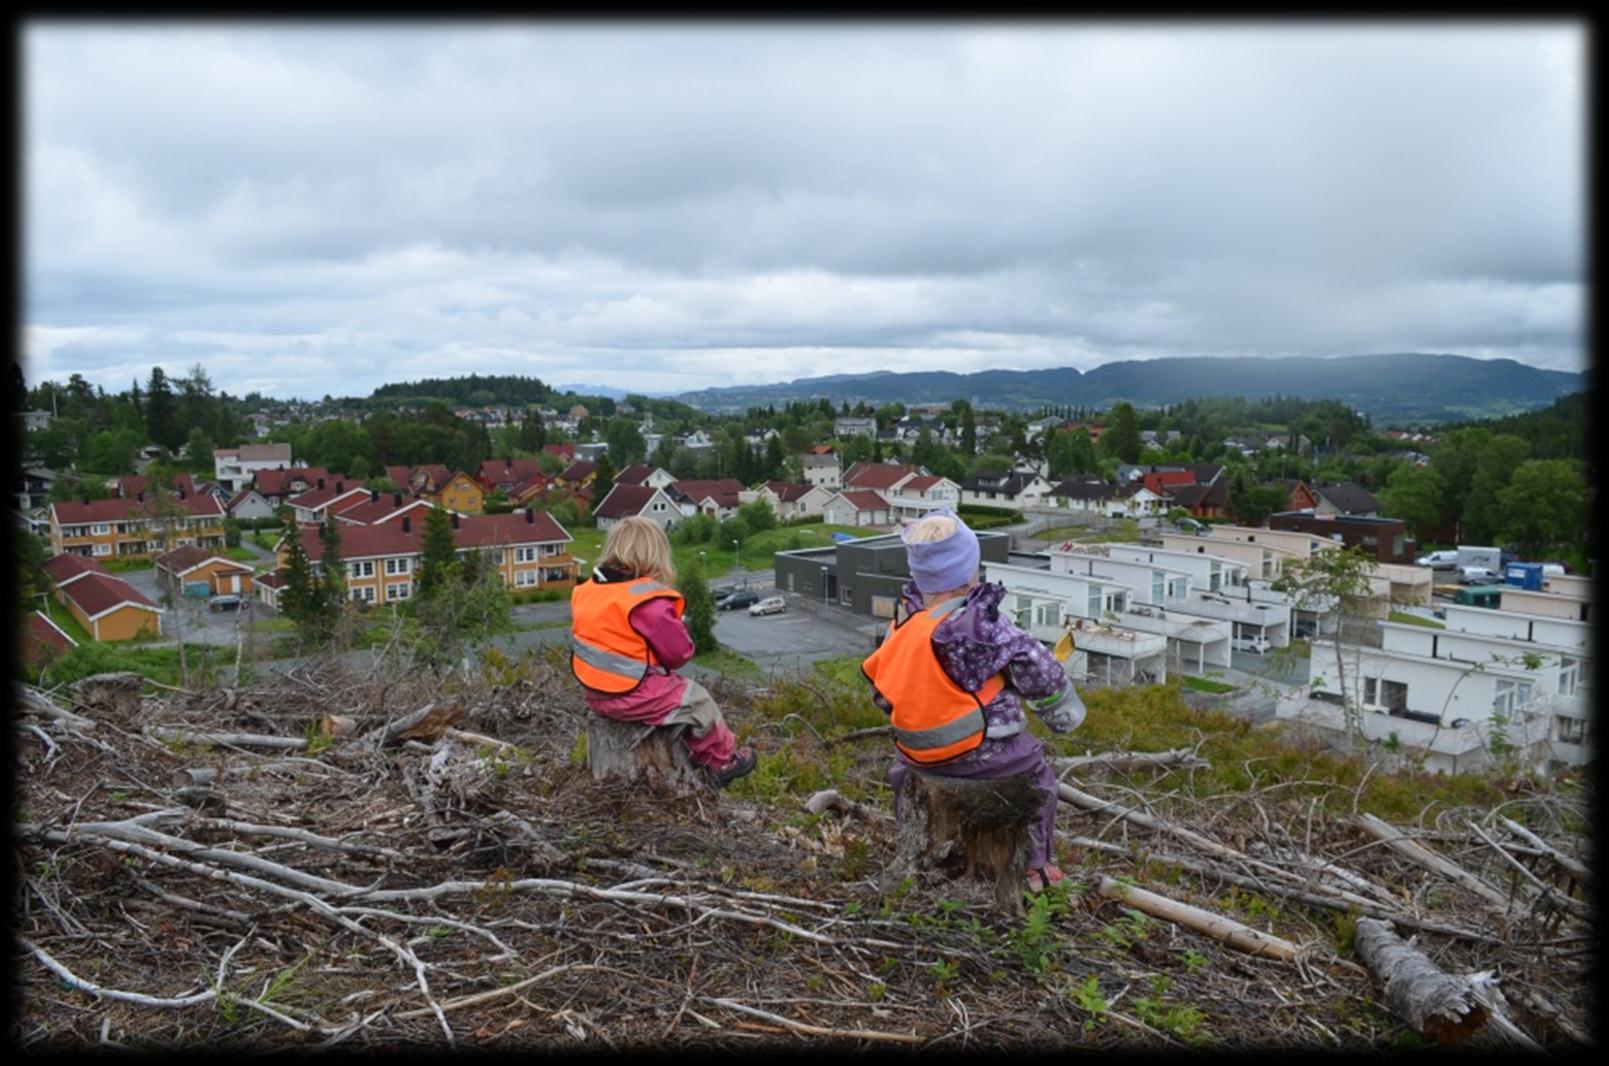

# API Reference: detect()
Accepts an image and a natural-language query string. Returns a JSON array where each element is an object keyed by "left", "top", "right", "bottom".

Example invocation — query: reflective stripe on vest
[
  {"left": 570, "top": 577, "right": 686, "bottom": 695},
  {"left": 861, "top": 601, "right": 1007, "bottom": 765}
]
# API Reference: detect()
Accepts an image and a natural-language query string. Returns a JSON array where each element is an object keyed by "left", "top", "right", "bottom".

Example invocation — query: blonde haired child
[
  {"left": 569, "top": 517, "right": 756, "bottom": 787},
  {"left": 862, "top": 510, "right": 1085, "bottom": 891}
]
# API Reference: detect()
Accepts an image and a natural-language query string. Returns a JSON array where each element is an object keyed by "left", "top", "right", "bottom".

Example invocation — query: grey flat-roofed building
[{"left": 774, "top": 531, "right": 1011, "bottom": 619}]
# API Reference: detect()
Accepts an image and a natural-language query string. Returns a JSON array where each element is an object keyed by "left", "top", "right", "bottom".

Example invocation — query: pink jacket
[{"left": 582, "top": 596, "right": 694, "bottom": 722}]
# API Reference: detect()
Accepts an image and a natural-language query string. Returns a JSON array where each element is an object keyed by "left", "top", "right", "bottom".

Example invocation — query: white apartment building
[
  {"left": 214, "top": 443, "right": 298, "bottom": 493},
  {"left": 982, "top": 561, "right": 1169, "bottom": 686}
]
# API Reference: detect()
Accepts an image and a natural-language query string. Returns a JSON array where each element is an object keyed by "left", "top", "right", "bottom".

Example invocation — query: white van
[
  {"left": 1416, "top": 550, "right": 1459, "bottom": 569},
  {"left": 1232, "top": 634, "right": 1271, "bottom": 654}
]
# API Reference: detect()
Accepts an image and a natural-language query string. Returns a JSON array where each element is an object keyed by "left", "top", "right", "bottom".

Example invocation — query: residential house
[
  {"left": 113, "top": 472, "right": 197, "bottom": 499},
  {"left": 558, "top": 460, "right": 598, "bottom": 491},
  {"left": 593, "top": 484, "right": 683, "bottom": 531},
  {"left": 1499, "top": 573, "right": 1594, "bottom": 624},
  {"left": 22, "top": 611, "right": 78, "bottom": 670},
  {"left": 388, "top": 464, "right": 485, "bottom": 513},
  {"left": 1140, "top": 469, "right": 1196, "bottom": 497},
  {"left": 615, "top": 464, "right": 677, "bottom": 491},
  {"left": 749, "top": 481, "right": 833, "bottom": 521},
  {"left": 214, "top": 443, "right": 297, "bottom": 493},
  {"left": 254, "top": 571, "right": 287, "bottom": 612},
  {"left": 1303, "top": 481, "right": 1382, "bottom": 518},
  {"left": 1139, "top": 429, "right": 1182, "bottom": 450},
  {"left": 820, "top": 490, "right": 892, "bottom": 528},
  {"left": 50, "top": 492, "right": 227, "bottom": 560},
  {"left": 45, "top": 562, "right": 161, "bottom": 642},
  {"left": 668, "top": 478, "right": 745, "bottom": 519},
  {"left": 842, "top": 461, "right": 926, "bottom": 495},
  {"left": 678, "top": 429, "right": 716, "bottom": 450},
  {"left": 476, "top": 458, "right": 547, "bottom": 495},
  {"left": 329, "top": 490, "right": 438, "bottom": 528},
  {"left": 544, "top": 443, "right": 577, "bottom": 463},
  {"left": 285, "top": 508, "right": 577, "bottom": 604},
  {"left": 884, "top": 475, "right": 962, "bottom": 521},
  {"left": 575, "top": 442, "right": 611, "bottom": 463},
  {"left": 960, "top": 470, "right": 1053, "bottom": 509},
  {"left": 1046, "top": 478, "right": 1123, "bottom": 515},
  {"left": 153, "top": 545, "right": 256, "bottom": 597},
  {"left": 17, "top": 467, "right": 54, "bottom": 510},
  {"left": 1264, "top": 432, "right": 1312, "bottom": 452},
  {"left": 1221, "top": 434, "right": 1266, "bottom": 457},
  {"left": 253, "top": 466, "right": 334, "bottom": 506},
  {"left": 833, "top": 416, "right": 877, "bottom": 438},
  {"left": 287, "top": 479, "right": 370, "bottom": 525},
  {"left": 1165, "top": 478, "right": 1229, "bottom": 519},
  {"left": 800, "top": 452, "right": 842, "bottom": 491},
  {"left": 225, "top": 488, "right": 278, "bottom": 521},
  {"left": 21, "top": 410, "right": 53, "bottom": 432}
]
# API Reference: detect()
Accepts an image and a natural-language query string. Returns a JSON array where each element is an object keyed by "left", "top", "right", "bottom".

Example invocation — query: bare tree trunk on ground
[{"left": 1353, "top": 917, "right": 1487, "bottom": 1045}]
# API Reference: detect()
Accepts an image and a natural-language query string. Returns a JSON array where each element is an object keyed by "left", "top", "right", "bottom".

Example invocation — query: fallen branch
[
  {"left": 1498, "top": 816, "right": 1590, "bottom": 885},
  {"left": 146, "top": 728, "right": 308, "bottom": 751},
  {"left": 1097, "top": 876, "right": 1300, "bottom": 962},
  {"left": 1353, "top": 917, "right": 1486, "bottom": 1045},
  {"left": 21, "top": 936, "right": 223, "bottom": 1009},
  {"left": 1354, "top": 813, "right": 1511, "bottom": 914},
  {"left": 707, "top": 998, "right": 923, "bottom": 1044},
  {"left": 1466, "top": 819, "right": 1592, "bottom": 923},
  {"left": 392, "top": 963, "right": 600, "bottom": 1020},
  {"left": 1053, "top": 748, "right": 1210, "bottom": 774}
]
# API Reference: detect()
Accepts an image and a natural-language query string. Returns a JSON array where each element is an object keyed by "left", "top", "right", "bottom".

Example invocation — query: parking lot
[{"left": 117, "top": 567, "right": 258, "bottom": 646}]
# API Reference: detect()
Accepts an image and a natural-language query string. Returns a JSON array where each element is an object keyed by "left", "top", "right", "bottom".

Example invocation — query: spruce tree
[
  {"left": 319, "top": 517, "right": 346, "bottom": 605},
  {"left": 677, "top": 553, "right": 718, "bottom": 655},
  {"left": 591, "top": 455, "right": 616, "bottom": 519},
  {"left": 417, "top": 505, "right": 459, "bottom": 600}
]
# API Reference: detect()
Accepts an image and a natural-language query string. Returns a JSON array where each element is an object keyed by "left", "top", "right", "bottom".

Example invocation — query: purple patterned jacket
[{"left": 867, "top": 580, "right": 1085, "bottom": 766}]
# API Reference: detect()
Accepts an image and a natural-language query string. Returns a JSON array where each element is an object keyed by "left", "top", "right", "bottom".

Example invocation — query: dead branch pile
[{"left": 12, "top": 653, "right": 1593, "bottom": 1050}]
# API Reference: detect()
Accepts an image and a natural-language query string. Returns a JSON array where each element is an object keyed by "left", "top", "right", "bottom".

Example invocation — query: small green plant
[
  {"left": 927, "top": 958, "right": 959, "bottom": 992},
  {"left": 1181, "top": 948, "right": 1210, "bottom": 975},
  {"left": 568, "top": 731, "right": 588, "bottom": 768},
  {"left": 304, "top": 721, "right": 333, "bottom": 756},
  {"left": 1012, "top": 887, "right": 1071, "bottom": 973},
  {"left": 427, "top": 925, "right": 452, "bottom": 939},
  {"left": 1133, "top": 974, "right": 1209, "bottom": 1043},
  {"left": 1332, "top": 910, "right": 1359, "bottom": 953},
  {"left": 1067, "top": 974, "right": 1109, "bottom": 1032},
  {"left": 1097, "top": 907, "right": 1154, "bottom": 953},
  {"left": 867, "top": 980, "right": 886, "bottom": 1001},
  {"left": 259, "top": 952, "right": 313, "bottom": 1007}
]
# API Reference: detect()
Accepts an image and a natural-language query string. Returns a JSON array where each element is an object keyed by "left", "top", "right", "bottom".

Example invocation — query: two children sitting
[{"left": 570, "top": 511, "right": 1084, "bottom": 891}]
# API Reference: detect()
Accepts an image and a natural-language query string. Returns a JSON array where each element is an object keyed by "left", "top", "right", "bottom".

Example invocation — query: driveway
[{"left": 120, "top": 565, "right": 261, "bottom": 647}]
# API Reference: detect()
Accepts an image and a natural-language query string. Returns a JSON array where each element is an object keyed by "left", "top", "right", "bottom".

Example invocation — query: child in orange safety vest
[
  {"left": 862, "top": 510, "right": 1085, "bottom": 891},
  {"left": 570, "top": 517, "right": 757, "bottom": 788}
]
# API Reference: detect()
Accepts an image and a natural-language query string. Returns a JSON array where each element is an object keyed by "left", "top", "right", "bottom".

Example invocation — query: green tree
[
  {"left": 183, "top": 427, "right": 214, "bottom": 474},
  {"left": 960, "top": 403, "right": 977, "bottom": 457},
  {"left": 281, "top": 527, "right": 325, "bottom": 636},
  {"left": 1379, "top": 464, "right": 1447, "bottom": 542},
  {"left": 590, "top": 455, "right": 616, "bottom": 521},
  {"left": 736, "top": 498, "right": 776, "bottom": 535},
  {"left": 409, "top": 544, "right": 513, "bottom": 671},
  {"left": 677, "top": 552, "right": 718, "bottom": 654},
  {"left": 1461, "top": 434, "right": 1531, "bottom": 545},
  {"left": 417, "top": 505, "right": 459, "bottom": 600},
  {"left": 145, "top": 366, "right": 181, "bottom": 451},
  {"left": 1100, "top": 402, "right": 1142, "bottom": 464},
  {"left": 603, "top": 418, "right": 647, "bottom": 466},
  {"left": 1280, "top": 546, "right": 1379, "bottom": 743},
  {"left": 319, "top": 517, "right": 346, "bottom": 606},
  {"left": 1497, "top": 460, "right": 1585, "bottom": 560}
]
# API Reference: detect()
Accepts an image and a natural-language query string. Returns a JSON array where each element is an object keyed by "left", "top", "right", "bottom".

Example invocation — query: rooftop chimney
[
  {"left": 525, "top": 508, "right": 533, "bottom": 524},
  {"left": 178, "top": 488, "right": 186, "bottom": 500},
  {"left": 451, "top": 513, "right": 460, "bottom": 529},
  {"left": 393, "top": 492, "right": 402, "bottom": 507},
  {"left": 370, "top": 489, "right": 380, "bottom": 502},
  {"left": 402, "top": 516, "right": 411, "bottom": 534},
  {"left": 317, "top": 477, "right": 325, "bottom": 490},
  {"left": 335, "top": 481, "right": 344, "bottom": 493}
]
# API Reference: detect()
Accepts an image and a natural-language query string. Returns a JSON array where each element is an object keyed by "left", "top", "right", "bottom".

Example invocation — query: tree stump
[
  {"left": 883, "top": 772, "right": 1043, "bottom": 913},
  {"left": 584, "top": 718, "right": 709, "bottom": 791},
  {"left": 71, "top": 672, "right": 144, "bottom": 720}
]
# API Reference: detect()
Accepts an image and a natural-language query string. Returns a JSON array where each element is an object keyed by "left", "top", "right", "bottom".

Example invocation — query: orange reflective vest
[
  {"left": 570, "top": 576, "right": 686, "bottom": 695},
  {"left": 861, "top": 598, "right": 1008, "bottom": 765}
]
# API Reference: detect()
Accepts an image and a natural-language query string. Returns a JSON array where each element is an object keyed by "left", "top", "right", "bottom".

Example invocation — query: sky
[{"left": 22, "top": 21, "right": 1586, "bottom": 401}]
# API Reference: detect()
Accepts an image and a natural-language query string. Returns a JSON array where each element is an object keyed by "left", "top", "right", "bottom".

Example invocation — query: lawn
[
  {"left": 102, "top": 558, "right": 155, "bottom": 574},
  {"left": 1037, "top": 521, "right": 1141, "bottom": 544},
  {"left": 691, "top": 647, "right": 766, "bottom": 684},
  {"left": 1388, "top": 610, "right": 1446, "bottom": 630},
  {"left": 43, "top": 598, "right": 94, "bottom": 645},
  {"left": 1178, "top": 674, "right": 1235, "bottom": 694},
  {"left": 571, "top": 521, "right": 881, "bottom": 582},
  {"left": 251, "top": 530, "right": 284, "bottom": 553},
  {"left": 223, "top": 546, "right": 259, "bottom": 563}
]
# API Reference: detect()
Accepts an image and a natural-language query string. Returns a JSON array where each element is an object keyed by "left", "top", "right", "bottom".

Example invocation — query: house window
[
  {"left": 1381, "top": 680, "right": 1408, "bottom": 713},
  {"left": 93, "top": 543, "right": 112, "bottom": 556},
  {"left": 1492, "top": 679, "right": 1531, "bottom": 717},
  {"left": 541, "top": 544, "right": 562, "bottom": 556},
  {"left": 385, "top": 557, "right": 411, "bottom": 575},
  {"left": 514, "top": 570, "right": 538, "bottom": 588},
  {"left": 91, "top": 524, "right": 110, "bottom": 535},
  {"left": 1556, "top": 715, "right": 1587, "bottom": 745},
  {"left": 386, "top": 582, "right": 412, "bottom": 601},
  {"left": 1558, "top": 657, "right": 1578, "bottom": 696},
  {"left": 514, "top": 546, "right": 537, "bottom": 563},
  {"left": 1151, "top": 573, "right": 1164, "bottom": 603},
  {"left": 1086, "top": 587, "right": 1101, "bottom": 618}
]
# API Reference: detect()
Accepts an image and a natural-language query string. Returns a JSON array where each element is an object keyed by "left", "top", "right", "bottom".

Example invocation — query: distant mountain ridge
[{"left": 676, "top": 353, "right": 1586, "bottom": 423}]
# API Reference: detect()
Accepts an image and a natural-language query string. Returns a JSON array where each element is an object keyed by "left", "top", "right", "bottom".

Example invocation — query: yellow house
[
  {"left": 153, "top": 545, "right": 257, "bottom": 597},
  {"left": 59, "top": 572, "right": 162, "bottom": 641},
  {"left": 433, "top": 471, "right": 485, "bottom": 514},
  {"left": 50, "top": 493, "right": 227, "bottom": 560}
]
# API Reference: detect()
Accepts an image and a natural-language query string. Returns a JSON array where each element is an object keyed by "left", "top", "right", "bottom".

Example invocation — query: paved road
[{"left": 120, "top": 566, "right": 258, "bottom": 647}]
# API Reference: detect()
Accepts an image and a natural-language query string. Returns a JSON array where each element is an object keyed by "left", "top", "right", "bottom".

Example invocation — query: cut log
[
  {"left": 320, "top": 714, "right": 358, "bottom": 738},
  {"left": 71, "top": 672, "right": 144, "bottom": 719},
  {"left": 1097, "top": 876, "right": 1300, "bottom": 962},
  {"left": 1353, "top": 917, "right": 1487, "bottom": 1045},
  {"left": 1354, "top": 813, "right": 1511, "bottom": 914},
  {"left": 584, "top": 718, "right": 708, "bottom": 791},
  {"left": 882, "top": 772, "right": 1043, "bottom": 913},
  {"left": 805, "top": 789, "right": 870, "bottom": 819},
  {"left": 1053, "top": 748, "right": 1210, "bottom": 774},
  {"left": 1497, "top": 815, "right": 1590, "bottom": 885}
]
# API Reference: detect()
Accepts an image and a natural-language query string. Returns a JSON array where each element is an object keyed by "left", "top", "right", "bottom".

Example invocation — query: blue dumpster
[{"left": 1503, "top": 563, "right": 1544, "bottom": 591}]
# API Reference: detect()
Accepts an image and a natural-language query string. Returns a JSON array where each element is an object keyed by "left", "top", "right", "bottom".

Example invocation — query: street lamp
[
  {"left": 820, "top": 565, "right": 828, "bottom": 608},
  {"left": 732, "top": 538, "right": 739, "bottom": 571}
]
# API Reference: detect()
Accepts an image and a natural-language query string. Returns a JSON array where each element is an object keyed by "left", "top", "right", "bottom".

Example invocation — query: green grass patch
[
  {"left": 1178, "top": 674, "right": 1235, "bottom": 694},
  {"left": 812, "top": 655, "right": 869, "bottom": 687},
  {"left": 222, "top": 546, "right": 258, "bottom": 563},
  {"left": 40, "top": 640, "right": 229, "bottom": 689},
  {"left": 42, "top": 599, "right": 95, "bottom": 645},
  {"left": 1388, "top": 610, "right": 1445, "bottom": 629},
  {"left": 692, "top": 647, "right": 766, "bottom": 684},
  {"left": 101, "top": 558, "right": 154, "bottom": 574},
  {"left": 251, "top": 530, "right": 284, "bottom": 552}
]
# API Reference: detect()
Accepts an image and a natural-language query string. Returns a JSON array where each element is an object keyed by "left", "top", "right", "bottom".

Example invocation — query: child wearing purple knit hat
[{"left": 861, "top": 510, "right": 1085, "bottom": 892}]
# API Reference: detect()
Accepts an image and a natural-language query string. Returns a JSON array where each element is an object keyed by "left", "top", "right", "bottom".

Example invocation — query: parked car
[
  {"left": 747, "top": 596, "right": 787, "bottom": 617},
  {"left": 1416, "top": 550, "right": 1459, "bottom": 568},
  {"left": 1174, "top": 517, "right": 1205, "bottom": 534},
  {"left": 208, "top": 594, "right": 242, "bottom": 613},
  {"left": 719, "top": 591, "right": 760, "bottom": 612},
  {"left": 1231, "top": 634, "right": 1271, "bottom": 655},
  {"left": 1458, "top": 565, "right": 1500, "bottom": 583}
]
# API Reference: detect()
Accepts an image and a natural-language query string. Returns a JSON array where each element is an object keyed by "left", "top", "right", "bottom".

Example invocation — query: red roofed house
[
  {"left": 558, "top": 460, "right": 597, "bottom": 490},
  {"left": 56, "top": 572, "right": 161, "bottom": 641},
  {"left": 253, "top": 466, "right": 333, "bottom": 505},
  {"left": 593, "top": 483, "right": 683, "bottom": 531},
  {"left": 50, "top": 491, "right": 227, "bottom": 560},
  {"left": 614, "top": 464, "right": 676, "bottom": 491},
  {"left": 153, "top": 544, "right": 257, "bottom": 597},
  {"left": 884, "top": 474, "right": 961, "bottom": 522},
  {"left": 22, "top": 611, "right": 78, "bottom": 669},
  {"left": 42, "top": 553, "right": 113, "bottom": 593},
  {"left": 668, "top": 478, "right": 745, "bottom": 519},
  {"left": 388, "top": 465, "right": 485, "bottom": 514},
  {"left": 287, "top": 477, "right": 370, "bottom": 525},
  {"left": 114, "top": 471, "right": 197, "bottom": 499},
  {"left": 279, "top": 508, "right": 576, "bottom": 605},
  {"left": 254, "top": 571, "right": 288, "bottom": 612},
  {"left": 821, "top": 490, "right": 893, "bottom": 528},
  {"left": 331, "top": 490, "right": 438, "bottom": 528},
  {"left": 841, "top": 461, "right": 926, "bottom": 494},
  {"left": 1140, "top": 469, "right": 1197, "bottom": 497},
  {"left": 544, "top": 443, "right": 576, "bottom": 462},
  {"left": 477, "top": 458, "right": 547, "bottom": 494},
  {"left": 749, "top": 480, "right": 833, "bottom": 521}
]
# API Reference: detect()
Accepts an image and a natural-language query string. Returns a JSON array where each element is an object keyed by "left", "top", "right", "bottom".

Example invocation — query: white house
[
  {"left": 1498, "top": 573, "right": 1594, "bottom": 624},
  {"left": 982, "top": 560, "right": 1169, "bottom": 686},
  {"left": 833, "top": 416, "right": 877, "bottom": 438},
  {"left": 214, "top": 443, "right": 298, "bottom": 494},
  {"left": 801, "top": 452, "right": 842, "bottom": 491},
  {"left": 747, "top": 481, "right": 833, "bottom": 521},
  {"left": 885, "top": 475, "right": 962, "bottom": 522},
  {"left": 821, "top": 490, "right": 891, "bottom": 527},
  {"left": 225, "top": 488, "right": 278, "bottom": 522},
  {"left": 592, "top": 483, "right": 682, "bottom": 532},
  {"left": 961, "top": 470, "right": 1054, "bottom": 509}
]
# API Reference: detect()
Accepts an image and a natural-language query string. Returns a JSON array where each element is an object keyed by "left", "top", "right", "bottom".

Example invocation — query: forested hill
[
  {"left": 1435, "top": 390, "right": 1593, "bottom": 465},
  {"left": 675, "top": 353, "right": 1585, "bottom": 422}
]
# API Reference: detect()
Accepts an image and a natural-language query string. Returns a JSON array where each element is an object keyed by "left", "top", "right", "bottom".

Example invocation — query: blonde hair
[
  {"left": 902, "top": 513, "right": 960, "bottom": 544},
  {"left": 598, "top": 517, "right": 676, "bottom": 584}
]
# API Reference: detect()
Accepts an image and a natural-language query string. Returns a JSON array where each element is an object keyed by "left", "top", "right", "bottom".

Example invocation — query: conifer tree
[{"left": 417, "top": 505, "right": 459, "bottom": 600}]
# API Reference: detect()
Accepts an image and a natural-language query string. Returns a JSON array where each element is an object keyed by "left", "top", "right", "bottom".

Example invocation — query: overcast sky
[{"left": 23, "top": 21, "right": 1585, "bottom": 401}]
